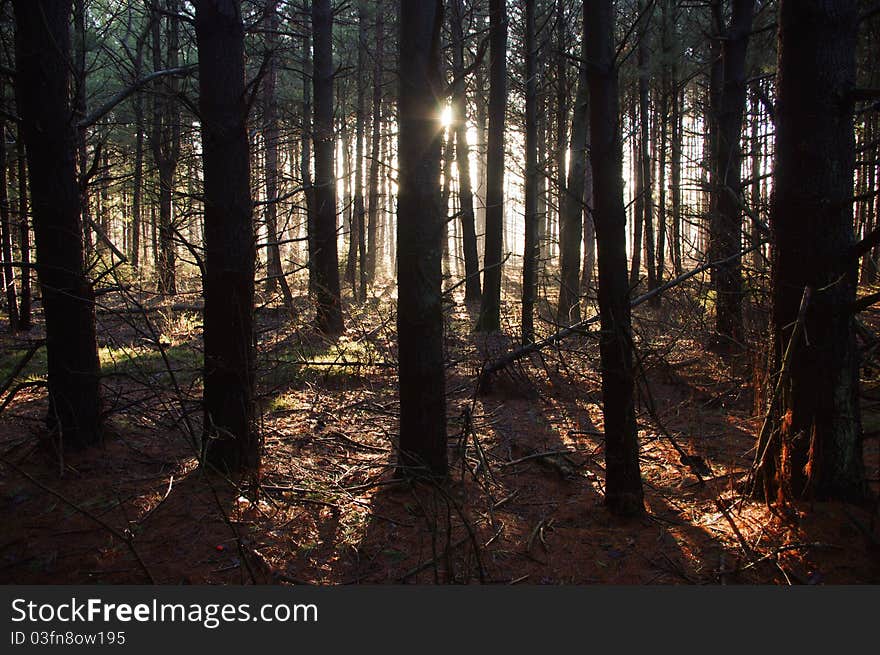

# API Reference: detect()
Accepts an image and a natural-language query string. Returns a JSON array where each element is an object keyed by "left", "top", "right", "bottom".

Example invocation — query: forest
[{"left": 0, "top": 0, "right": 878, "bottom": 585}]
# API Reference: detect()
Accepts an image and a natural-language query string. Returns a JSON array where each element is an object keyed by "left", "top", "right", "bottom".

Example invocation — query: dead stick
[
  {"left": 481, "top": 243, "right": 764, "bottom": 378},
  {"left": 0, "top": 457, "right": 156, "bottom": 584},
  {"left": 748, "top": 286, "right": 812, "bottom": 491}
]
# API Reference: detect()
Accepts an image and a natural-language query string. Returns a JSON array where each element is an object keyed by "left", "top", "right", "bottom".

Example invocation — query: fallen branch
[{"left": 480, "top": 243, "right": 764, "bottom": 379}]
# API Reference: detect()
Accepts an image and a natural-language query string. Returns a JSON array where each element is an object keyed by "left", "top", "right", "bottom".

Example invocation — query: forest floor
[{"left": 1, "top": 274, "right": 879, "bottom": 585}]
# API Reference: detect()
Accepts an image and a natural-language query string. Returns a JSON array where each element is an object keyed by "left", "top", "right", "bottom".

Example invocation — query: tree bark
[
  {"left": 475, "top": 0, "right": 507, "bottom": 332},
  {"left": 759, "top": 0, "right": 864, "bottom": 502},
  {"left": 312, "top": 0, "right": 344, "bottom": 334},
  {"left": 557, "top": 1, "right": 591, "bottom": 325},
  {"left": 710, "top": 0, "right": 754, "bottom": 348},
  {"left": 15, "top": 130, "right": 31, "bottom": 330},
  {"left": 586, "top": 0, "right": 644, "bottom": 517},
  {"left": 13, "top": 0, "right": 102, "bottom": 449},
  {"left": 522, "top": 0, "right": 538, "bottom": 344},
  {"left": 366, "top": 0, "right": 383, "bottom": 281},
  {"left": 451, "top": 0, "right": 481, "bottom": 304},
  {"left": 397, "top": 0, "right": 447, "bottom": 478},
  {"left": 195, "top": 0, "right": 258, "bottom": 474}
]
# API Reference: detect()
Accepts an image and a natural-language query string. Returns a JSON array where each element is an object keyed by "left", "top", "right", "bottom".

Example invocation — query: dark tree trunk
[
  {"left": 637, "top": 1, "right": 656, "bottom": 295},
  {"left": 366, "top": 0, "right": 383, "bottom": 281},
  {"left": 521, "top": 0, "right": 538, "bottom": 344},
  {"left": 670, "top": 80, "right": 683, "bottom": 276},
  {"left": 586, "top": 0, "right": 644, "bottom": 517},
  {"left": 629, "top": 94, "right": 644, "bottom": 288},
  {"left": 300, "top": 30, "right": 317, "bottom": 297},
  {"left": 1, "top": 114, "right": 19, "bottom": 331},
  {"left": 354, "top": 1, "right": 368, "bottom": 301},
  {"left": 554, "top": 0, "right": 567, "bottom": 271},
  {"left": 13, "top": 0, "right": 102, "bottom": 449},
  {"left": 758, "top": 0, "right": 864, "bottom": 502},
  {"left": 195, "top": 0, "right": 258, "bottom": 474},
  {"left": 475, "top": 0, "right": 507, "bottom": 332},
  {"left": 262, "top": 1, "right": 293, "bottom": 308},
  {"left": 557, "top": 1, "right": 590, "bottom": 325},
  {"left": 130, "top": 22, "right": 147, "bottom": 272},
  {"left": 451, "top": 0, "right": 480, "bottom": 304},
  {"left": 73, "top": 0, "right": 92, "bottom": 253},
  {"left": 15, "top": 131, "right": 31, "bottom": 330},
  {"left": 151, "top": 0, "right": 181, "bottom": 296},
  {"left": 397, "top": 0, "right": 447, "bottom": 478},
  {"left": 312, "top": 0, "right": 344, "bottom": 334},
  {"left": 710, "top": 0, "right": 753, "bottom": 348}
]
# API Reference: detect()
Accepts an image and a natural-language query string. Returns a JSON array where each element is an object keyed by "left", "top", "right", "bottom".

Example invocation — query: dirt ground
[{"left": 1, "top": 278, "right": 878, "bottom": 585}]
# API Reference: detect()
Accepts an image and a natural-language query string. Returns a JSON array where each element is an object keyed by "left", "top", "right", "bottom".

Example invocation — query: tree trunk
[
  {"left": 1, "top": 113, "right": 20, "bottom": 331},
  {"left": 475, "top": 0, "right": 507, "bottom": 332},
  {"left": 557, "top": 1, "right": 590, "bottom": 325},
  {"left": 637, "top": 1, "right": 656, "bottom": 295},
  {"left": 262, "top": 1, "right": 293, "bottom": 308},
  {"left": 195, "top": 0, "right": 258, "bottom": 474},
  {"left": 397, "top": 0, "right": 447, "bottom": 478},
  {"left": 758, "top": 0, "right": 864, "bottom": 502},
  {"left": 312, "top": 0, "right": 344, "bottom": 334},
  {"left": 15, "top": 130, "right": 31, "bottom": 330},
  {"left": 151, "top": 0, "right": 181, "bottom": 296},
  {"left": 366, "top": 0, "right": 382, "bottom": 281},
  {"left": 521, "top": 0, "right": 539, "bottom": 344},
  {"left": 354, "top": 1, "right": 368, "bottom": 301},
  {"left": 710, "top": 0, "right": 753, "bottom": 348},
  {"left": 451, "top": 0, "right": 480, "bottom": 304},
  {"left": 586, "top": 0, "right": 644, "bottom": 517},
  {"left": 301, "top": 30, "right": 317, "bottom": 297},
  {"left": 13, "top": 0, "right": 102, "bottom": 449}
]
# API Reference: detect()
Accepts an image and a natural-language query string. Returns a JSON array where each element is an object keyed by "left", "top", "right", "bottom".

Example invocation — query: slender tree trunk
[
  {"left": 312, "top": 0, "right": 344, "bottom": 334},
  {"left": 15, "top": 131, "right": 31, "bottom": 330},
  {"left": 151, "top": 0, "right": 181, "bottom": 296},
  {"left": 354, "top": 1, "right": 368, "bottom": 300},
  {"left": 557, "top": 1, "right": 590, "bottom": 325},
  {"left": 366, "top": 0, "right": 382, "bottom": 281},
  {"left": 749, "top": 85, "right": 764, "bottom": 273},
  {"left": 475, "top": 0, "right": 507, "bottom": 332},
  {"left": 73, "top": 0, "right": 92, "bottom": 253},
  {"left": 301, "top": 30, "right": 317, "bottom": 297},
  {"left": 195, "top": 0, "right": 258, "bottom": 474},
  {"left": 262, "top": 1, "right": 293, "bottom": 308},
  {"left": 397, "top": 0, "right": 447, "bottom": 478},
  {"left": 451, "top": 0, "right": 480, "bottom": 304},
  {"left": 630, "top": 94, "right": 644, "bottom": 288},
  {"left": 638, "top": 2, "right": 656, "bottom": 295},
  {"left": 671, "top": 80, "right": 683, "bottom": 275},
  {"left": 758, "top": 0, "right": 864, "bottom": 502},
  {"left": 586, "top": 0, "right": 644, "bottom": 517},
  {"left": 13, "top": 0, "right": 102, "bottom": 449},
  {"left": 1, "top": 112, "right": 19, "bottom": 331},
  {"left": 522, "top": 0, "right": 539, "bottom": 344}
]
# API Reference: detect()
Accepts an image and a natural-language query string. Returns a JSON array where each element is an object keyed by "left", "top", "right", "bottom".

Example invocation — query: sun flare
[{"left": 440, "top": 105, "right": 453, "bottom": 128}]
